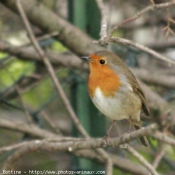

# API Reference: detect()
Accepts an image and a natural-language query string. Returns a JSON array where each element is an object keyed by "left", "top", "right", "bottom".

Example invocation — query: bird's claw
[{"left": 100, "top": 134, "right": 109, "bottom": 147}]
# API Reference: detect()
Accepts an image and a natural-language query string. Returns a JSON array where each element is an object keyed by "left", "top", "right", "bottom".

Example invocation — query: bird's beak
[{"left": 81, "top": 56, "right": 92, "bottom": 62}]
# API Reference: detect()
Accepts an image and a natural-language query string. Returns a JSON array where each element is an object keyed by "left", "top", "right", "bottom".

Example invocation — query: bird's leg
[{"left": 101, "top": 120, "right": 116, "bottom": 146}]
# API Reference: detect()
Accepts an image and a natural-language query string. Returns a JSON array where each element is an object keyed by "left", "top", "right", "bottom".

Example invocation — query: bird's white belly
[
  {"left": 92, "top": 88, "right": 128, "bottom": 120},
  {"left": 91, "top": 87, "right": 141, "bottom": 121}
]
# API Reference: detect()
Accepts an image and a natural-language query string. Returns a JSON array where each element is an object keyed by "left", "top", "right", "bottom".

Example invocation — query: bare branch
[
  {"left": 0, "top": 140, "right": 37, "bottom": 154},
  {"left": 110, "top": 37, "right": 175, "bottom": 65},
  {"left": 106, "top": 1, "right": 175, "bottom": 40},
  {"left": 0, "top": 136, "right": 151, "bottom": 174},
  {"left": 2, "top": 124, "right": 157, "bottom": 168},
  {"left": 0, "top": 118, "right": 57, "bottom": 139},
  {"left": 162, "top": 8, "right": 175, "bottom": 40},
  {"left": 40, "top": 111, "right": 61, "bottom": 134},
  {"left": 0, "top": 41, "right": 85, "bottom": 70},
  {"left": 0, "top": 119, "right": 158, "bottom": 149},
  {"left": 19, "top": 31, "right": 59, "bottom": 48},
  {"left": 95, "top": 0, "right": 108, "bottom": 41},
  {"left": 76, "top": 150, "right": 150, "bottom": 175},
  {"left": 123, "top": 144, "right": 159, "bottom": 175},
  {"left": 152, "top": 144, "right": 167, "bottom": 169},
  {"left": 2, "top": 139, "right": 151, "bottom": 175}
]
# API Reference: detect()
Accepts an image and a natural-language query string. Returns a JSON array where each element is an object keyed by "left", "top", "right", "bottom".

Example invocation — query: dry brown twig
[
  {"left": 152, "top": 144, "right": 168, "bottom": 169},
  {"left": 40, "top": 111, "right": 61, "bottom": 134},
  {"left": 15, "top": 0, "right": 113, "bottom": 174},
  {"left": 95, "top": 0, "right": 108, "bottom": 41},
  {"left": 106, "top": 1, "right": 175, "bottom": 41},
  {"left": 123, "top": 144, "right": 159, "bottom": 175},
  {"left": 19, "top": 31, "right": 59, "bottom": 48},
  {"left": 110, "top": 37, "right": 175, "bottom": 65},
  {"left": 162, "top": 7, "right": 175, "bottom": 40}
]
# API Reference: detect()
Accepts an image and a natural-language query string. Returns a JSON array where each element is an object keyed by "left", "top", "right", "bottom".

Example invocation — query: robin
[{"left": 82, "top": 50, "right": 150, "bottom": 146}]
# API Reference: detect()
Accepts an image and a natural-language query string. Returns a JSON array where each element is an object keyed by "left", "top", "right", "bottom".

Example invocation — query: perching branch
[
  {"left": 2, "top": 124, "right": 157, "bottom": 170},
  {"left": 1, "top": 122, "right": 158, "bottom": 153}
]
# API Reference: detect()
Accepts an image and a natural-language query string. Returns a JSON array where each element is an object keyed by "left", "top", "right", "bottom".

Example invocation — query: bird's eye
[{"left": 99, "top": 59, "right": 106, "bottom": 64}]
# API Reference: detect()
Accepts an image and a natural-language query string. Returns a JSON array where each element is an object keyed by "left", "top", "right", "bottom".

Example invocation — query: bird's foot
[{"left": 100, "top": 134, "right": 109, "bottom": 147}]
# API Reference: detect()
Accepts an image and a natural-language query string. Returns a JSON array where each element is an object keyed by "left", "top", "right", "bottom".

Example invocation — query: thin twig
[
  {"left": 0, "top": 118, "right": 58, "bottom": 139},
  {"left": 162, "top": 8, "right": 175, "bottom": 40},
  {"left": 76, "top": 150, "right": 150, "bottom": 175},
  {"left": 110, "top": 37, "right": 175, "bottom": 65},
  {"left": 123, "top": 144, "right": 159, "bottom": 175},
  {"left": 106, "top": 1, "right": 175, "bottom": 41},
  {"left": 0, "top": 140, "right": 36, "bottom": 154},
  {"left": 19, "top": 31, "right": 59, "bottom": 48},
  {"left": 40, "top": 111, "right": 61, "bottom": 134},
  {"left": 152, "top": 144, "right": 167, "bottom": 169},
  {"left": 95, "top": 0, "right": 108, "bottom": 41}
]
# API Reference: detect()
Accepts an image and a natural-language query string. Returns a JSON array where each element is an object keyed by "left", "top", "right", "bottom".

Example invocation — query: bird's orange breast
[{"left": 88, "top": 61, "right": 121, "bottom": 98}]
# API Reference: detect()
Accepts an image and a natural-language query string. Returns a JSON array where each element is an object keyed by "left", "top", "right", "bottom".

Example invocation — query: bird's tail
[{"left": 133, "top": 121, "right": 149, "bottom": 147}]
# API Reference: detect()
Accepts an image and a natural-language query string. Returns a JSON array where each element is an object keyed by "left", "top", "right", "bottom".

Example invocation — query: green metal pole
[{"left": 68, "top": 0, "right": 105, "bottom": 172}]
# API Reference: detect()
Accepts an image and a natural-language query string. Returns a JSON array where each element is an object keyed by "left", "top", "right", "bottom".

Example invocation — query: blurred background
[{"left": 0, "top": 0, "right": 175, "bottom": 175}]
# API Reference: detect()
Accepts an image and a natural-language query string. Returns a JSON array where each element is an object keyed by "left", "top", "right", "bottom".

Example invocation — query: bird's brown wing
[
  {"left": 126, "top": 70, "right": 150, "bottom": 117},
  {"left": 134, "top": 85, "right": 150, "bottom": 117}
]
